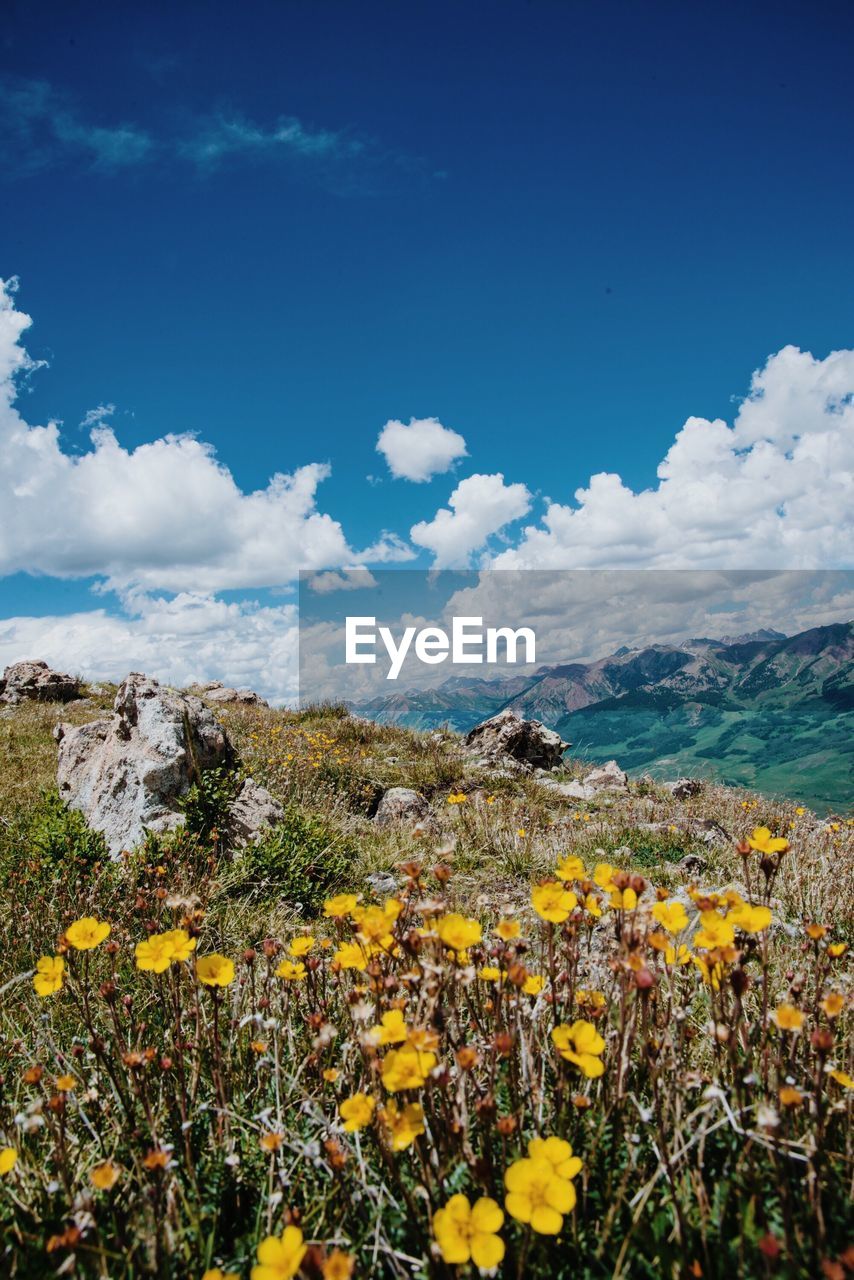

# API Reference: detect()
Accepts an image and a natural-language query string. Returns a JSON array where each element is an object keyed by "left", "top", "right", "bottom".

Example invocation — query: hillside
[
  {"left": 0, "top": 674, "right": 851, "bottom": 1279},
  {"left": 356, "top": 622, "right": 854, "bottom": 810}
]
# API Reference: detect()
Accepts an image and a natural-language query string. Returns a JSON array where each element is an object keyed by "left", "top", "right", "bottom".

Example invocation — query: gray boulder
[
  {"left": 583, "top": 760, "right": 628, "bottom": 792},
  {"left": 665, "top": 777, "right": 704, "bottom": 800},
  {"left": 195, "top": 681, "right": 270, "bottom": 708},
  {"left": 464, "top": 709, "right": 569, "bottom": 772},
  {"left": 1, "top": 659, "right": 80, "bottom": 705},
  {"left": 373, "top": 787, "right": 430, "bottom": 827},
  {"left": 228, "top": 778, "right": 284, "bottom": 845},
  {"left": 55, "top": 673, "right": 232, "bottom": 856}
]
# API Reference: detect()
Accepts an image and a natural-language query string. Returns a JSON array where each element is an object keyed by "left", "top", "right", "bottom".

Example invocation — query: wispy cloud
[
  {"left": 0, "top": 78, "right": 154, "bottom": 173},
  {"left": 0, "top": 76, "right": 431, "bottom": 188}
]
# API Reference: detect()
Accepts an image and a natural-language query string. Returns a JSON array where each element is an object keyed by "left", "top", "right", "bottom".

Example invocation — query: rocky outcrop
[
  {"left": 194, "top": 681, "right": 270, "bottom": 708},
  {"left": 1, "top": 660, "right": 80, "bottom": 705},
  {"left": 542, "top": 758, "right": 628, "bottom": 800},
  {"left": 228, "top": 778, "right": 284, "bottom": 845},
  {"left": 55, "top": 673, "right": 232, "bottom": 857},
  {"left": 665, "top": 777, "right": 704, "bottom": 800},
  {"left": 464, "top": 709, "right": 569, "bottom": 772},
  {"left": 373, "top": 787, "right": 430, "bottom": 827}
]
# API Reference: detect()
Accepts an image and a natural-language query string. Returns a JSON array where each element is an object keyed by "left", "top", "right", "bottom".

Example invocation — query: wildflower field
[{"left": 0, "top": 695, "right": 852, "bottom": 1279}]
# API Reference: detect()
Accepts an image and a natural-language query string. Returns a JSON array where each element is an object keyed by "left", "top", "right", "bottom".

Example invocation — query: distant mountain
[{"left": 356, "top": 622, "right": 854, "bottom": 810}]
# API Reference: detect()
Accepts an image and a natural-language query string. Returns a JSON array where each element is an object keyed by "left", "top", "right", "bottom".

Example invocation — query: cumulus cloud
[
  {"left": 0, "top": 593, "right": 300, "bottom": 705},
  {"left": 492, "top": 346, "right": 854, "bottom": 570},
  {"left": 0, "top": 278, "right": 360, "bottom": 592},
  {"left": 410, "top": 473, "right": 532, "bottom": 566},
  {"left": 376, "top": 416, "right": 468, "bottom": 482}
]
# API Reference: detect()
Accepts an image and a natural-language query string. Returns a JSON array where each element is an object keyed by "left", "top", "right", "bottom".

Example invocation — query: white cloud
[
  {"left": 0, "top": 593, "right": 300, "bottom": 705},
  {"left": 376, "top": 416, "right": 468, "bottom": 482},
  {"left": 410, "top": 473, "right": 532, "bottom": 566},
  {"left": 492, "top": 346, "right": 854, "bottom": 570},
  {"left": 0, "top": 279, "right": 357, "bottom": 592}
]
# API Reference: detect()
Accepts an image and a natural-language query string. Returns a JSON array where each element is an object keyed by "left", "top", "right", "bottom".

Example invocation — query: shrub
[
  {"left": 27, "top": 789, "right": 108, "bottom": 870},
  {"left": 230, "top": 803, "right": 355, "bottom": 913}
]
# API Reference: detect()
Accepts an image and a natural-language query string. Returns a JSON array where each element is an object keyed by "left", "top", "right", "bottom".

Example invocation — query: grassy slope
[{"left": 0, "top": 689, "right": 852, "bottom": 1278}]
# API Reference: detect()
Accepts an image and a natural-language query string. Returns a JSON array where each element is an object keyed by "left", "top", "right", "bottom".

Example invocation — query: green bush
[
  {"left": 180, "top": 766, "right": 242, "bottom": 840},
  {"left": 230, "top": 803, "right": 355, "bottom": 913},
  {"left": 27, "top": 789, "right": 108, "bottom": 870}
]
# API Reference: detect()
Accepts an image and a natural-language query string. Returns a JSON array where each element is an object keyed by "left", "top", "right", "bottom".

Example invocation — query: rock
[
  {"left": 665, "top": 778, "right": 704, "bottom": 800},
  {"left": 677, "top": 853, "right": 709, "bottom": 876},
  {"left": 373, "top": 787, "right": 430, "bottom": 827},
  {"left": 688, "top": 817, "right": 731, "bottom": 848},
  {"left": 0, "top": 659, "right": 80, "bottom": 705},
  {"left": 366, "top": 870, "right": 400, "bottom": 896},
  {"left": 55, "top": 672, "right": 233, "bottom": 857},
  {"left": 194, "top": 681, "right": 270, "bottom": 708},
  {"left": 540, "top": 778, "right": 594, "bottom": 800},
  {"left": 583, "top": 760, "right": 628, "bottom": 792},
  {"left": 227, "top": 778, "right": 284, "bottom": 845},
  {"left": 464, "top": 709, "right": 569, "bottom": 772}
]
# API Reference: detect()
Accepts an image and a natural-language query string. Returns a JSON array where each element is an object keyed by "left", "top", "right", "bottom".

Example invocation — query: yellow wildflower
[
  {"left": 370, "top": 1008, "right": 408, "bottom": 1045},
  {"left": 381, "top": 1042, "right": 437, "bottom": 1092},
  {"left": 773, "top": 1004, "right": 805, "bottom": 1031},
  {"left": 65, "top": 917, "right": 111, "bottom": 950},
  {"left": 504, "top": 1156, "right": 576, "bottom": 1234},
  {"left": 531, "top": 882, "right": 577, "bottom": 923},
  {"left": 747, "top": 826, "right": 789, "bottom": 854},
  {"left": 556, "top": 855, "right": 585, "bottom": 882},
  {"left": 323, "top": 893, "right": 360, "bottom": 918},
  {"left": 90, "top": 1161, "right": 121, "bottom": 1190},
  {"left": 33, "top": 955, "right": 64, "bottom": 997},
  {"left": 288, "top": 936, "right": 315, "bottom": 957},
  {"left": 251, "top": 1227, "right": 307, "bottom": 1280},
  {"left": 379, "top": 1100, "right": 425, "bottom": 1151},
  {"left": 0, "top": 1148, "right": 17, "bottom": 1176},
  {"left": 651, "top": 901, "right": 688, "bottom": 934},
  {"left": 436, "top": 913, "right": 482, "bottom": 952},
  {"left": 275, "top": 959, "right": 307, "bottom": 982},
  {"left": 495, "top": 919, "right": 520, "bottom": 941},
  {"left": 339, "top": 1092, "right": 375, "bottom": 1132},
  {"left": 433, "top": 1194, "right": 505, "bottom": 1270},
  {"left": 196, "top": 954, "right": 236, "bottom": 987},
  {"left": 552, "top": 1020, "right": 606, "bottom": 1077}
]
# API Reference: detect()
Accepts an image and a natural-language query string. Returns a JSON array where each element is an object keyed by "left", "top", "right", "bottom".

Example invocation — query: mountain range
[{"left": 355, "top": 622, "right": 854, "bottom": 810}]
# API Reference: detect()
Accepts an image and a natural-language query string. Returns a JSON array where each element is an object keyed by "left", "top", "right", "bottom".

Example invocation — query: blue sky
[{"left": 1, "top": 1, "right": 853, "bottom": 699}]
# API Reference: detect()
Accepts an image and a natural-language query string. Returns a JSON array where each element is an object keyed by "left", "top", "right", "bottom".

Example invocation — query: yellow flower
[
  {"left": 259, "top": 1132, "right": 284, "bottom": 1152},
  {"left": 353, "top": 899, "right": 402, "bottom": 943},
  {"left": 778, "top": 1086, "right": 803, "bottom": 1107},
  {"left": 747, "top": 826, "right": 790, "bottom": 854},
  {"left": 288, "top": 936, "right": 315, "bottom": 957},
  {"left": 805, "top": 923, "right": 827, "bottom": 940},
  {"left": 196, "top": 954, "right": 236, "bottom": 987},
  {"left": 275, "top": 960, "right": 307, "bottom": 982},
  {"left": 531, "top": 882, "right": 577, "bottom": 924},
  {"left": 0, "top": 1147, "right": 17, "bottom": 1176},
  {"left": 381, "top": 1043, "right": 437, "bottom": 1092},
  {"left": 828, "top": 942, "right": 848, "bottom": 958},
  {"left": 556, "top": 855, "right": 585, "bottom": 882},
  {"left": 829, "top": 1070, "right": 854, "bottom": 1089},
  {"left": 693, "top": 912, "right": 735, "bottom": 951},
  {"left": 33, "top": 955, "right": 64, "bottom": 997},
  {"left": 370, "top": 1008, "right": 408, "bottom": 1045},
  {"left": 527, "top": 1136, "right": 582, "bottom": 1181},
  {"left": 322, "top": 1250, "right": 355, "bottom": 1280},
  {"left": 160, "top": 929, "right": 197, "bottom": 962},
  {"left": 135, "top": 933, "right": 177, "bottom": 974},
  {"left": 593, "top": 863, "right": 616, "bottom": 890},
  {"left": 90, "top": 1161, "right": 121, "bottom": 1190},
  {"left": 504, "top": 1156, "right": 576, "bottom": 1235},
  {"left": 495, "top": 919, "right": 520, "bottom": 941},
  {"left": 339, "top": 1092, "right": 375, "bottom": 1132},
  {"left": 478, "top": 966, "right": 502, "bottom": 983},
  {"left": 821, "top": 993, "right": 845, "bottom": 1018},
  {"left": 433, "top": 1194, "right": 505, "bottom": 1270},
  {"left": 436, "top": 913, "right": 482, "bottom": 952},
  {"left": 664, "top": 943, "right": 692, "bottom": 966},
  {"left": 552, "top": 1020, "right": 606, "bottom": 1077},
  {"left": 323, "top": 1068, "right": 339, "bottom": 1082},
  {"left": 65, "top": 916, "right": 111, "bottom": 950},
  {"left": 251, "top": 1227, "right": 308, "bottom": 1280},
  {"left": 447, "top": 791, "right": 468, "bottom": 805},
  {"left": 609, "top": 886, "right": 637, "bottom": 911},
  {"left": 575, "top": 988, "right": 606, "bottom": 1009},
  {"left": 729, "top": 903, "right": 773, "bottom": 934},
  {"left": 523, "top": 974, "right": 545, "bottom": 996},
  {"left": 56, "top": 1074, "right": 76, "bottom": 1092},
  {"left": 651, "top": 901, "right": 688, "bottom": 934},
  {"left": 584, "top": 893, "right": 602, "bottom": 919},
  {"left": 773, "top": 1004, "right": 805, "bottom": 1032},
  {"left": 332, "top": 941, "right": 369, "bottom": 971},
  {"left": 323, "top": 893, "right": 360, "bottom": 918},
  {"left": 202, "top": 1270, "right": 240, "bottom": 1280},
  {"left": 379, "top": 1100, "right": 425, "bottom": 1151}
]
